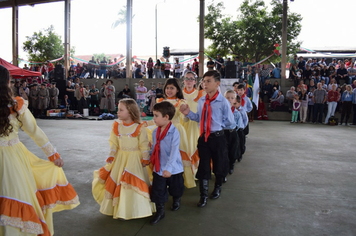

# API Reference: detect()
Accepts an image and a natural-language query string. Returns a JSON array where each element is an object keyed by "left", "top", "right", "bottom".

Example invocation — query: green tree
[
  {"left": 93, "top": 53, "right": 111, "bottom": 62},
  {"left": 23, "top": 25, "right": 75, "bottom": 62},
  {"left": 112, "top": 5, "right": 135, "bottom": 29},
  {"left": 204, "top": 0, "right": 302, "bottom": 63}
]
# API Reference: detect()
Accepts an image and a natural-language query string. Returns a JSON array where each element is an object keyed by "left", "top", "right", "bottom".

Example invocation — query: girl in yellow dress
[
  {"left": 92, "top": 98, "right": 155, "bottom": 220},
  {"left": 182, "top": 72, "right": 206, "bottom": 176},
  {"left": 0, "top": 65, "right": 79, "bottom": 236},
  {"left": 147, "top": 78, "right": 196, "bottom": 188}
]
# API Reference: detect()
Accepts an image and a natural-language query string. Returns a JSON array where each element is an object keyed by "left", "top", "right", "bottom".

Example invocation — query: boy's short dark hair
[
  {"left": 237, "top": 84, "right": 245, "bottom": 90},
  {"left": 153, "top": 102, "right": 176, "bottom": 120},
  {"left": 203, "top": 70, "right": 221, "bottom": 82},
  {"left": 233, "top": 82, "right": 239, "bottom": 87},
  {"left": 235, "top": 95, "right": 241, "bottom": 103}
]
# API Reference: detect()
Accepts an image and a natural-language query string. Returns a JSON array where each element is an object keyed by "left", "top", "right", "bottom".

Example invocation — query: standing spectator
[
  {"left": 23, "top": 64, "right": 30, "bottom": 70},
  {"left": 298, "top": 88, "right": 308, "bottom": 123},
  {"left": 38, "top": 83, "right": 49, "bottom": 116},
  {"left": 85, "top": 85, "right": 91, "bottom": 106},
  {"left": 290, "top": 54, "right": 299, "bottom": 67},
  {"left": 271, "top": 64, "right": 281, "bottom": 79},
  {"left": 290, "top": 65, "right": 299, "bottom": 88},
  {"left": 21, "top": 81, "right": 30, "bottom": 98},
  {"left": 298, "top": 56, "right": 306, "bottom": 70},
  {"left": 88, "top": 56, "right": 96, "bottom": 78},
  {"left": 154, "top": 59, "right": 162, "bottom": 78},
  {"left": 340, "top": 85, "right": 353, "bottom": 125},
  {"left": 104, "top": 80, "right": 116, "bottom": 114},
  {"left": 312, "top": 82, "right": 327, "bottom": 124},
  {"left": 260, "top": 64, "right": 270, "bottom": 84},
  {"left": 99, "top": 83, "right": 107, "bottom": 113},
  {"left": 49, "top": 82, "right": 59, "bottom": 109},
  {"left": 173, "top": 58, "right": 182, "bottom": 78},
  {"left": 324, "top": 84, "right": 339, "bottom": 124},
  {"left": 215, "top": 54, "right": 224, "bottom": 72},
  {"left": 99, "top": 57, "right": 108, "bottom": 79},
  {"left": 182, "top": 64, "right": 191, "bottom": 77},
  {"left": 291, "top": 94, "right": 300, "bottom": 123},
  {"left": 75, "top": 82, "right": 87, "bottom": 114},
  {"left": 192, "top": 58, "right": 199, "bottom": 76},
  {"left": 234, "top": 56, "right": 243, "bottom": 79},
  {"left": 352, "top": 80, "right": 356, "bottom": 90},
  {"left": 164, "top": 59, "right": 171, "bottom": 78},
  {"left": 286, "top": 86, "right": 297, "bottom": 112},
  {"left": 46, "top": 60, "right": 54, "bottom": 79},
  {"left": 206, "top": 57, "right": 215, "bottom": 71},
  {"left": 89, "top": 84, "right": 99, "bottom": 110},
  {"left": 336, "top": 63, "right": 349, "bottom": 84},
  {"left": 136, "top": 80, "right": 147, "bottom": 115},
  {"left": 65, "top": 81, "right": 75, "bottom": 110},
  {"left": 352, "top": 86, "right": 356, "bottom": 125},
  {"left": 147, "top": 57, "right": 154, "bottom": 78},
  {"left": 307, "top": 87, "right": 315, "bottom": 122},
  {"left": 347, "top": 63, "right": 356, "bottom": 84}
]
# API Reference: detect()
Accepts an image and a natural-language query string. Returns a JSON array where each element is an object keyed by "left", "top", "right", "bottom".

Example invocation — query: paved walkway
[{"left": 19, "top": 120, "right": 356, "bottom": 236}]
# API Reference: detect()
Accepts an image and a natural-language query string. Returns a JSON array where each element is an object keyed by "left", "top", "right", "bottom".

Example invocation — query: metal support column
[
  {"left": 198, "top": 0, "right": 205, "bottom": 78},
  {"left": 12, "top": 0, "right": 18, "bottom": 66},
  {"left": 126, "top": 0, "right": 133, "bottom": 81},
  {"left": 281, "top": 0, "right": 288, "bottom": 86},
  {"left": 64, "top": 0, "right": 71, "bottom": 79}
]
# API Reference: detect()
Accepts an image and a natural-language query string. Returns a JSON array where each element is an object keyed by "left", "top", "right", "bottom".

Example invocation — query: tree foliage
[
  {"left": 93, "top": 53, "right": 111, "bottom": 61},
  {"left": 204, "top": 0, "right": 302, "bottom": 62},
  {"left": 23, "top": 25, "right": 75, "bottom": 62},
  {"left": 112, "top": 5, "right": 135, "bottom": 29}
]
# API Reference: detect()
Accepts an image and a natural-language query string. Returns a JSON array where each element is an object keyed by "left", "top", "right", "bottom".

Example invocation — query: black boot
[
  {"left": 150, "top": 203, "right": 165, "bottom": 225},
  {"left": 210, "top": 184, "right": 222, "bottom": 200},
  {"left": 229, "top": 164, "right": 235, "bottom": 175},
  {"left": 197, "top": 179, "right": 208, "bottom": 207},
  {"left": 171, "top": 197, "right": 181, "bottom": 211}
]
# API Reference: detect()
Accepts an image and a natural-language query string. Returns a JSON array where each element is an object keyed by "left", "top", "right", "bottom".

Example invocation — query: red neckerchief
[
  {"left": 231, "top": 106, "right": 235, "bottom": 113},
  {"left": 200, "top": 91, "right": 219, "bottom": 142},
  {"left": 151, "top": 122, "right": 172, "bottom": 172},
  {"left": 241, "top": 94, "right": 246, "bottom": 107},
  {"left": 80, "top": 87, "right": 84, "bottom": 97}
]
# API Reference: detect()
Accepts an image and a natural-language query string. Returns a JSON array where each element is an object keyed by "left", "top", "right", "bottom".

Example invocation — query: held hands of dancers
[
  {"left": 179, "top": 104, "right": 190, "bottom": 116},
  {"left": 106, "top": 157, "right": 114, "bottom": 164},
  {"left": 141, "top": 159, "right": 150, "bottom": 167}
]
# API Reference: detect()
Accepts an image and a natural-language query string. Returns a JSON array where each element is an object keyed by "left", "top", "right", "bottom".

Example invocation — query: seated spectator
[
  {"left": 262, "top": 79, "right": 273, "bottom": 101},
  {"left": 23, "top": 64, "right": 30, "bottom": 70},
  {"left": 122, "top": 84, "right": 131, "bottom": 98},
  {"left": 260, "top": 64, "right": 270, "bottom": 84},
  {"left": 155, "top": 82, "right": 163, "bottom": 99},
  {"left": 302, "top": 65, "right": 312, "bottom": 84},
  {"left": 68, "top": 67, "right": 76, "bottom": 80},
  {"left": 347, "top": 63, "right": 356, "bottom": 84},
  {"left": 298, "top": 56, "right": 306, "bottom": 70},
  {"left": 290, "top": 64, "right": 299, "bottom": 87},
  {"left": 321, "top": 80, "right": 327, "bottom": 90},
  {"left": 270, "top": 90, "right": 284, "bottom": 111},
  {"left": 271, "top": 80, "right": 280, "bottom": 99},
  {"left": 336, "top": 63, "right": 349, "bottom": 84},
  {"left": 286, "top": 86, "right": 297, "bottom": 112},
  {"left": 308, "top": 79, "right": 316, "bottom": 92},
  {"left": 351, "top": 80, "right": 356, "bottom": 90},
  {"left": 297, "top": 80, "right": 307, "bottom": 92},
  {"left": 320, "top": 65, "right": 329, "bottom": 85},
  {"left": 327, "top": 79, "right": 338, "bottom": 91},
  {"left": 135, "top": 64, "right": 143, "bottom": 78}
]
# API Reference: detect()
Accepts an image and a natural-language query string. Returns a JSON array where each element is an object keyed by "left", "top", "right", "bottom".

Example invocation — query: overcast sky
[{"left": 1, "top": 0, "right": 356, "bottom": 63}]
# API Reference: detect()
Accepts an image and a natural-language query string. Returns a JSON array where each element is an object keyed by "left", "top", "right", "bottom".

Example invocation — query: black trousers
[
  {"left": 164, "top": 70, "right": 170, "bottom": 78},
  {"left": 77, "top": 97, "right": 87, "bottom": 114},
  {"left": 243, "top": 124, "right": 249, "bottom": 136},
  {"left": 307, "top": 105, "right": 313, "bottom": 121},
  {"left": 151, "top": 172, "right": 184, "bottom": 204},
  {"left": 237, "top": 128, "right": 246, "bottom": 156},
  {"left": 313, "top": 103, "right": 324, "bottom": 123},
  {"left": 224, "top": 129, "right": 241, "bottom": 166},
  {"left": 353, "top": 104, "right": 356, "bottom": 124},
  {"left": 197, "top": 131, "right": 229, "bottom": 181},
  {"left": 340, "top": 101, "right": 352, "bottom": 124},
  {"left": 90, "top": 99, "right": 99, "bottom": 109}
]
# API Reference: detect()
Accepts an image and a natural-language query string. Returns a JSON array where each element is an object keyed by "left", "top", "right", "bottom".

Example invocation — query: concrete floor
[{"left": 19, "top": 119, "right": 356, "bottom": 236}]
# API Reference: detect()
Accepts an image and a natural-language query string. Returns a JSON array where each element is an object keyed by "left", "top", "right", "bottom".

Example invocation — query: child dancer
[
  {"left": 92, "top": 98, "right": 154, "bottom": 220},
  {"left": 149, "top": 102, "right": 184, "bottom": 225},
  {"left": 224, "top": 90, "right": 243, "bottom": 176},
  {"left": 235, "top": 95, "right": 248, "bottom": 160},
  {"left": 180, "top": 71, "right": 234, "bottom": 207},
  {"left": 237, "top": 84, "right": 252, "bottom": 135},
  {"left": 150, "top": 78, "right": 195, "bottom": 188},
  {"left": 291, "top": 94, "right": 301, "bottom": 123},
  {"left": 0, "top": 66, "right": 79, "bottom": 236},
  {"left": 182, "top": 72, "right": 205, "bottom": 176}
]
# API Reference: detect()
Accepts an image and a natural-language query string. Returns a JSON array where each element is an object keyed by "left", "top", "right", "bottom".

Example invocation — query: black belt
[{"left": 203, "top": 130, "right": 224, "bottom": 137}]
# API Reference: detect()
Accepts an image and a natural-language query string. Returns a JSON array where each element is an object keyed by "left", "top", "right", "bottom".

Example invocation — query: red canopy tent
[{"left": 0, "top": 57, "right": 42, "bottom": 78}]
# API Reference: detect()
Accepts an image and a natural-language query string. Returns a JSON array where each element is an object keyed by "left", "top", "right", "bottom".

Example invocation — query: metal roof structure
[{"left": 0, "top": 0, "right": 63, "bottom": 8}]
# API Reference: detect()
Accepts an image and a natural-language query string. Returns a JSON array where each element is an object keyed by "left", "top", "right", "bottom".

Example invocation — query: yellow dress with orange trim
[
  {"left": 182, "top": 88, "right": 206, "bottom": 176},
  {"left": 0, "top": 97, "right": 80, "bottom": 236},
  {"left": 92, "top": 121, "right": 155, "bottom": 220},
  {"left": 146, "top": 98, "right": 196, "bottom": 188}
]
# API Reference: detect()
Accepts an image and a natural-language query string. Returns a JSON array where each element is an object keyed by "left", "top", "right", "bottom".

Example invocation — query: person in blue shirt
[
  {"left": 180, "top": 70, "right": 234, "bottom": 208},
  {"left": 149, "top": 101, "right": 184, "bottom": 225},
  {"left": 237, "top": 84, "right": 252, "bottom": 135},
  {"left": 352, "top": 87, "right": 356, "bottom": 125},
  {"left": 340, "top": 85, "right": 353, "bottom": 125},
  {"left": 224, "top": 90, "right": 243, "bottom": 177},
  {"left": 271, "top": 64, "right": 281, "bottom": 79},
  {"left": 235, "top": 95, "right": 249, "bottom": 160}
]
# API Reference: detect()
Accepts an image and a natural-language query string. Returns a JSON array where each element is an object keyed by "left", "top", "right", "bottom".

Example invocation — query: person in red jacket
[
  {"left": 324, "top": 84, "right": 339, "bottom": 124},
  {"left": 257, "top": 96, "right": 268, "bottom": 120}
]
